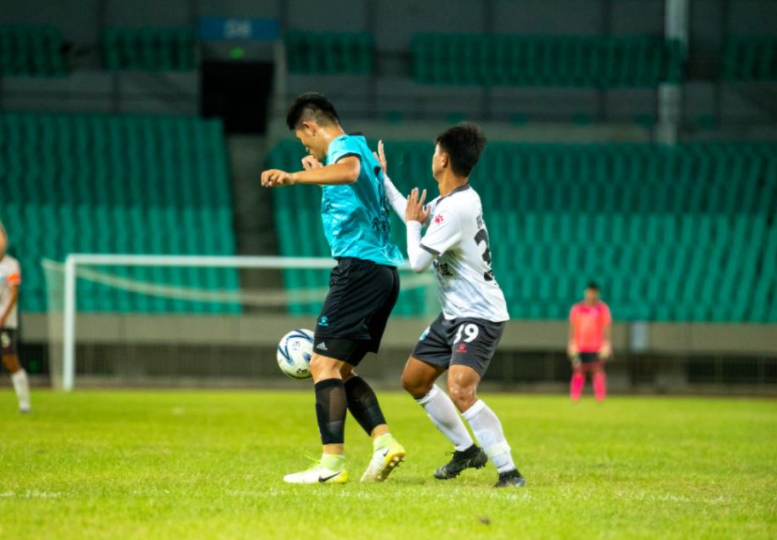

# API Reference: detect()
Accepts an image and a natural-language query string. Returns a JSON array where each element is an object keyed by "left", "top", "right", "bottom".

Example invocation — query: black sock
[
  {"left": 315, "top": 379, "right": 347, "bottom": 445},
  {"left": 344, "top": 376, "right": 387, "bottom": 436}
]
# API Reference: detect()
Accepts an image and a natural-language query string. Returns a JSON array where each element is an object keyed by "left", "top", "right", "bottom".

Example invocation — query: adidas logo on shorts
[{"left": 316, "top": 342, "right": 328, "bottom": 351}]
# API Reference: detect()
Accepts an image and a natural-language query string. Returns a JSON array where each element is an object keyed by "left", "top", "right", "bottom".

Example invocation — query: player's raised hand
[
  {"left": 261, "top": 169, "right": 294, "bottom": 187},
  {"left": 301, "top": 156, "right": 323, "bottom": 171},
  {"left": 373, "top": 140, "right": 387, "bottom": 174},
  {"left": 405, "top": 188, "right": 430, "bottom": 223}
]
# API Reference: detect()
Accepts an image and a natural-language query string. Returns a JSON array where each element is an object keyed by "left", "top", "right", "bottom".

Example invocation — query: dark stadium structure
[{"left": 1, "top": 0, "right": 776, "bottom": 394}]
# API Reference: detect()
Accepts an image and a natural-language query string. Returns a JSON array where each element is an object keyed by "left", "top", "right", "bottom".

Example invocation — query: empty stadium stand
[
  {"left": 0, "top": 25, "right": 67, "bottom": 77},
  {"left": 411, "top": 35, "right": 683, "bottom": 87},
  {"left": 0, "top": 112, "right": 238, "bottom": 313},
  {"left": 722, "top": 37, "right": 777, "bottom": 81},
  {"left": 103, "top": 27, "right": 196, "bottom": 72},
  {"left": 266, "top": 140, "right": 777, "bottom": 323},
  {"left": 285, "top": 30, "right": 374, "bottom": 75}
]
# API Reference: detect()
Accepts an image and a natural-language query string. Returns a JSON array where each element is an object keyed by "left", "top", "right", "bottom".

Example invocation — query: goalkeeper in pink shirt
[{"left": 567, "top": 282, "right": 612, "bottom": 402}]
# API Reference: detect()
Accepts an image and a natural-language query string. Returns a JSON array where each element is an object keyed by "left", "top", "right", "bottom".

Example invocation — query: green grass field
[{"left": 0, "top": 390, "right": 775, "bottom": 539}]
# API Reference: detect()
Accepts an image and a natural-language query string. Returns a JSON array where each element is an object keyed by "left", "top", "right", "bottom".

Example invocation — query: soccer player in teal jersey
[{"left": 261, "top": 93, "right": 406, "bottom": 484}]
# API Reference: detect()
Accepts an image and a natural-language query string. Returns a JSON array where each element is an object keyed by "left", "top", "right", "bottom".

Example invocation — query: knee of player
[
  {"left": 309, "top": 354, "right": 340, "bottom": 379},
  {"left": 401, "top": 371, "right": 429, "bottom": 398},
  {"left": 339, "top": 363, "right": 355, "bottom": 381},
  {"left": 447, "top": 381, "right": 477, "bottom": 410},
  {"left": 2, "top": 356, "right": 21, "bottom": 373}
]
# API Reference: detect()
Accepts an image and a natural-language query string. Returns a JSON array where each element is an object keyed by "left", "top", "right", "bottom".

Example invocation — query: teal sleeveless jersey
[{"left": 320, "top": 134, "right": 404, "bottom": 267}]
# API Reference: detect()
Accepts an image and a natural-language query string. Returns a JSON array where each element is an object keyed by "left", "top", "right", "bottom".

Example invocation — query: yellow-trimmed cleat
[
  {"left": 284, "top": 456, "right": 348, "bottom": 484},
  {"left": 360, "top": 439, "right": 406, "bottom": 483}
]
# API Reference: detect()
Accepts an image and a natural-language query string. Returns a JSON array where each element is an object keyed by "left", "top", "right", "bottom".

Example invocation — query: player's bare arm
[
  {"left": 599, "top": 322, "right": 612, "bottom": 360},
  {"left": 567, "top": 319, "right": 578, "bottom": 360},
  {"left": 261, "top": 156, "right": 360, "bottom": 187}
]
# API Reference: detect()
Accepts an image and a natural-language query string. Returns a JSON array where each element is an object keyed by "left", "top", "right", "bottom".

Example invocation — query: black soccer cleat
[
  {"left": 434, "top": 445, "right": 489, "bottom": 480},
  {"left": 494, "top": 469, "right": 526, "bottom": 488}
]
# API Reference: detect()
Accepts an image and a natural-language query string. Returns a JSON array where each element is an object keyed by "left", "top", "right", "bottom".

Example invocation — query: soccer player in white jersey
[
  {"left": 0, "top": 240, "right": 31, "bottom": 414},
  {"left": 377, "top": 124, "right": 525, "bottom": 488}
]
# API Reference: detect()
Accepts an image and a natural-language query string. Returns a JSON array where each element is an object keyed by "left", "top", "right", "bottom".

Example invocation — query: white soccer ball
[{"left": 277, "top": 329, "right": 314, "bottom": 380}]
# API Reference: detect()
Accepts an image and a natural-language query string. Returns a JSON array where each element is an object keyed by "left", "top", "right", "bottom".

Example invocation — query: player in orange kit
[{"left": 568, "top": 282, "right": 612, "bottom": 402}]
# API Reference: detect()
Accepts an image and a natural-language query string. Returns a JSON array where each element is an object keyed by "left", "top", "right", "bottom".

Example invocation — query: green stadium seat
[
  {"left": 285, "top": 30, "right": 373, "bottom": 75},
  {"left": 411, "top": 34, "right": 683, "bottom": 88},
  {"left": 103, "top": 27, "right": 195, "bottom": 72},
  {"left": 723, "top": 37, "right": 777, "bottom": 81},
  {"left": 0, "top": 25, "right": 67, "bottom": 77}
]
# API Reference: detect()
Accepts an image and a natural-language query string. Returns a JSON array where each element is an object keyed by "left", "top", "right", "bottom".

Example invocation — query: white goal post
[{"left": 47, "top": 254, "right": 435, "bottom": 391}]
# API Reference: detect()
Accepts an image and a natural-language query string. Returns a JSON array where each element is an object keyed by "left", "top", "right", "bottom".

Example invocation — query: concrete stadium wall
[
  {"left": 21, "top": 313, "right": 777, "bottom": 354},
  {"left": 18, "top": 313, "right": 777, "bottom": 394}
]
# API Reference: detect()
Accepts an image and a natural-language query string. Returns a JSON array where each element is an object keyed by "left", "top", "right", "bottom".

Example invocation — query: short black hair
[
  {"left": 587, "top": 282, "right": 600, "bottom": 291},
  {"left": 435, "top": 123, "right": 487, "bottom": 177},
  {"left": 286, "top": 92, "right": 340, "bottom": 131}
]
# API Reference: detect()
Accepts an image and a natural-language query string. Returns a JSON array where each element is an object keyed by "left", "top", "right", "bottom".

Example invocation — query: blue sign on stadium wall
[{"left": 197, "top": 17, "right": 279, "bottom": 42}]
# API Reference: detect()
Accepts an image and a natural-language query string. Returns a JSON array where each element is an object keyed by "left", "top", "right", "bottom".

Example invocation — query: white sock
[
  {"left": 11, "top": 369, "right": 31, "bottom": 412},
  {"left": 462, "top": 399, "right": 516, "bottom": 473},
  {"left": 416, "top": 385, "right": 474, "bottom": 452}
]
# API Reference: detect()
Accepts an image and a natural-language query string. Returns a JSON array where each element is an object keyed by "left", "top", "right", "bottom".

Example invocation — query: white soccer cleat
[
  {"left": 360, "top": 440, "right": 406, "bottom": 483},
  {"left": 283, "top": 463, "right": 348, "bottom": 485}
]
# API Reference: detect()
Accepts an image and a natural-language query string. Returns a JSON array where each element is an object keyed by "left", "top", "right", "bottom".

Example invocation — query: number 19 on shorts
[{"left": 454, "top": 323, "right": 479, "bottom": 344}]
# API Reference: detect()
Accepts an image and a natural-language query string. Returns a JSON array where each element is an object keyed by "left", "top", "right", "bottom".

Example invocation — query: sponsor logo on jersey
[
  {"left": 434, "top": 214, "right": 444, "bottom": 224},
  {"left": 433, "top": 260, "right": 454, "bottom": 278}
]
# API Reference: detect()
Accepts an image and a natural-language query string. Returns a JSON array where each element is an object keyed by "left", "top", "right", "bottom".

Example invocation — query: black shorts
[
  {"left": 411, "top": 313, "right": 505, "bottom": 378},
  {"left": 0, "top": 328, "right": 18, "bottom": 356},
  {"left": 313, "top": 258, "right": 400, "bottom": 365},
  {"left": 578, "top": 352, "right": 600, "bottom": 364}
]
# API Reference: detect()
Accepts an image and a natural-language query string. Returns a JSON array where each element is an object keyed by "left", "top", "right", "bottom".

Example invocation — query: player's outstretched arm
[
  {"left": 405, "top": 188, "right": 435, "bottom": 273},
  {"left": 373, "top": 140, "right": 409, "bottom": 221},
  {"left": 261, "top": 156, "right": 360, "bottom": 187}
]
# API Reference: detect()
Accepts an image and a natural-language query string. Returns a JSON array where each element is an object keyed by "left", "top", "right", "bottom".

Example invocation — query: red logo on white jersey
[{"left": 434, "top": 214, "right": 444, "bottom": 224}]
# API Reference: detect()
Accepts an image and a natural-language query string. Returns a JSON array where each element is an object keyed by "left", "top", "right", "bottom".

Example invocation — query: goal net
[{"left": 42, "top": 255, "right": 438, "bottom": 390}]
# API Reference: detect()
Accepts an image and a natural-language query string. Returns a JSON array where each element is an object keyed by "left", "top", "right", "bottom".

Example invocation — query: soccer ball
[{"left": 277, "top": 329, "right": 314, "bottom": 379}]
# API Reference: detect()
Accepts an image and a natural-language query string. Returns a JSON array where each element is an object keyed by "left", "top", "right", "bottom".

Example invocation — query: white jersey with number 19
[{"left": 420, "top": 184, "right": 509, "bottom": 323}]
